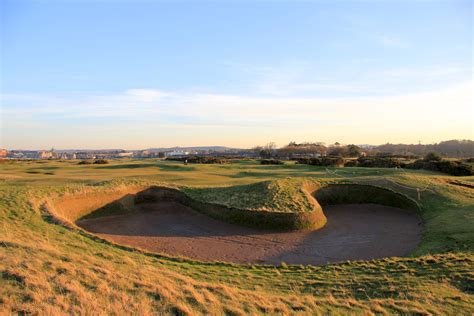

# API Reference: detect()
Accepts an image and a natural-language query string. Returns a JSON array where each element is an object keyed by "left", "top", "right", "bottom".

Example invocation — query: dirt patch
[{"left": 77, "top": 202, "right": 422, "bottom": 265}]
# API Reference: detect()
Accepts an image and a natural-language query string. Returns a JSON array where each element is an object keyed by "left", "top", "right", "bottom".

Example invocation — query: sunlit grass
[{"left": 1, "top": 159, "right": 473, "bottom": 314}]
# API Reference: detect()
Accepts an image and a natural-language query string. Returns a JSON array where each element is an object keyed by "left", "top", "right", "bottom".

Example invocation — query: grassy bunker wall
[
  {"left": 48, "top": 183, "right": 326, "bottom": 231},
  {"left": 47, "top": 182, "right": 419, "bottom": 233},
  {"left": 134, "top": 186, "right": 326, "bottom": 230},
  {"left": 313, "top": 184, "right": 420, "bottom": 212},
  {"left": 48, "top": 185, "right": 148, "bottom": 223}
]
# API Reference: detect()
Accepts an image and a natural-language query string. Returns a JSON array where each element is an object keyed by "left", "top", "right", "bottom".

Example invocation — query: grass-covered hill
[
  {"left": 1, "top": 159, "right": 473, "bottom": 314},
  {"left": 184, "top": 178, "right": 319, "bottom": 213}
]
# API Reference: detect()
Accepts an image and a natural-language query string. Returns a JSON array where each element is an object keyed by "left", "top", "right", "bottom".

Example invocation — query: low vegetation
[
  {"left": 295, "top": 157, "right": 345, "bottom": 167},
  {"left": 260, "top": 159, "right": 284, "bottom": 165},
  {"left": 296, "top": 153, "right": 473, "bottom": 177},
  {"left": 353, "top": 157, "right": 402, "bottom": 168},
  {"left": 93, "top": 159, "right": 109, "bottom": 164},
  {"left": 406, "top": 154, "right": 474, "bottom": 176}
]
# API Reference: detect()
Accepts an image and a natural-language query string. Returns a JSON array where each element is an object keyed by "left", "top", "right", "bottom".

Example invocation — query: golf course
[{"left": 1, "top": 158, "right": 473, "bottom": 314}]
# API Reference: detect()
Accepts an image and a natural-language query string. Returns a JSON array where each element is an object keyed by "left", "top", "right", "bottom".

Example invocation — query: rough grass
[{"left": 1, "top": 159, "right": 473, "bottom": 314}]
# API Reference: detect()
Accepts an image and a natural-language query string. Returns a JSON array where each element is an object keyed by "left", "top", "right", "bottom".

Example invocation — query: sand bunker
[{"left": 77, "top": 201, "right": 422, "bottom": 265}]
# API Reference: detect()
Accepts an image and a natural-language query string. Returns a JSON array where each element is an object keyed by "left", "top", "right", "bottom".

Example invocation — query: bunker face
[{"left": 77, "top": 202, "right": 422, "bottom": 265}]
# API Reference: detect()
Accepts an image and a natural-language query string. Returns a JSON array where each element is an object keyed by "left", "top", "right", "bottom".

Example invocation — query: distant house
[
  {"left": 0, "top": 149, "right": 8, "bottom": 158},
  {"left": 166, "top": 150, "right": 190, "bottom": 157},
  {"left": 116, "top": 152, "right": 133, "bottom": 158},
  {"left": 37, "top": 151, "right": 53, "bottom": 159},
  {"left": 76, "top": 152, "right": 95, "bottom": 159},
  {"left": 57, "top": 152, "right": 76, "bottom": 160},
  {"left": 133, "top": 150, "right": 151, "bottom": 158},
  {"left": 8, "top": 150, "right": 38, "bottom": 159}
]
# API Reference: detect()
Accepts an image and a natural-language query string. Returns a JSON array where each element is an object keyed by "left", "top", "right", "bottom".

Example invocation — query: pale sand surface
[{"left": 77, "top": 202, "right": 422, "bottom": 265}]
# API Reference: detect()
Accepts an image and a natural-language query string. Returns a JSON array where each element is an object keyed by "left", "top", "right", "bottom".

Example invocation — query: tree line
[{"left": 252, "top": 139, "right": 473, "bottom": 158}]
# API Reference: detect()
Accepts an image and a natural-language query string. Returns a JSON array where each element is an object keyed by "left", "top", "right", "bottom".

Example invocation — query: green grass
[
  {"left": 0, "top": 159, "right": 473, "bottom": 314},
  {"left": 183, "top": 178, "right": 319, "bottom": 213}
]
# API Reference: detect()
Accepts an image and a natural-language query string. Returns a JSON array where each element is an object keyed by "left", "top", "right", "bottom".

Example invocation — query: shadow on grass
[
  {"left": 94, "top": 163, "right": 156, "bottom": 169},
  {"left": 29, "top": 166, "right": 60, "bottom": 170},
  {"left": 94, "top": 163, "right": 195, "bottom": 171},
  {"left": 26, "top": 166, "right": 60, "bottom": 174},
  {"left": 230, "top": 171, "right": 280, "bottom": 178},
  {"left": 158, "top": 165, "right": 195, "bottom": 172}
]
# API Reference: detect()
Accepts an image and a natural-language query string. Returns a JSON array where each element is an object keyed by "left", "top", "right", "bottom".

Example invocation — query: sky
[{"left": 1, "top": 0, "right": 473, "bottom": 150}]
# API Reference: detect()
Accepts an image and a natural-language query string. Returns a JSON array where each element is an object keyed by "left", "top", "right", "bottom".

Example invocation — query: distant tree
[
  {"left": 424, "top": 152, "right": 442, "bottom": 162},
  {"left": 252, "top": 143, "right": 277, "bottom": 158},
  {"left": 265, "top": 142, "right": 277, "bottom": 150},
  {"left": 375, "top": 152, "right": 394, "bottom": 158},
  {"left": 277, "top": 142, "right": 327, "bottom": 158},
  {"left": 346, "top": 144, "right": 362, "bottom": 157},
  {"left": 328, "top": 146, "right": 347, "bottom": 157},
  {"left": 251, "top": 146, "right": 263, "bottom": 157},
  {"left": 260, "top": 142, "right": 277, "bottom": 158},
  {"left": 368, "top": 140, "right": 473, "bottom": 158}
]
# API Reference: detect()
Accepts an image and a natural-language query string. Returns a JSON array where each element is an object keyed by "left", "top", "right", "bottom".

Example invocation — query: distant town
[
  {"left": 1, "top": 140, "right": 473, "bottom": 160},
  {"left": 0, "top": 146, "right": 252, "bottom": 160}
]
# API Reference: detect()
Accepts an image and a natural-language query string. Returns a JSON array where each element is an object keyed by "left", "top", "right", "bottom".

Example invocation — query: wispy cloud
[
  {"left": 124, "top": 89, "right": 172, "bottom": 102},
  {"left": 381, "top": 64, "right": 472, "bottom": 79},
  {"left": 224, "top": 62, "right": 370, "bottom": 96},
  {"left": 376, "top": 34, "right": 409, "bottom": 48},
  {"left": 222, "top": 61, "right": 472, "bottom": 97},
  {"left": 3, "top": 82, "right": 472, "bottom": 122},
  {"left": 2, "top": 81, "right": 472, "bottom": 149}
]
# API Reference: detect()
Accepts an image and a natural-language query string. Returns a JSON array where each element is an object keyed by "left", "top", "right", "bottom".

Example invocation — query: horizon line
[{"left": 4, "top": 138, "right": 473, "bottom": 152}]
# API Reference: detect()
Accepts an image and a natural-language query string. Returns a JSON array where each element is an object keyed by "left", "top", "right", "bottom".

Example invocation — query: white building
[
  {"left": 166, "top": 150, "right": 189, "bottom": 157},
  {"left": 116, "top": 152, "right": 133, "bottom": 158}
]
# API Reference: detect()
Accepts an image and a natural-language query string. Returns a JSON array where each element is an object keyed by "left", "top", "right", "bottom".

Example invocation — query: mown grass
[{"left": 1, "top": 159, "right": 473, "bottom": 314}]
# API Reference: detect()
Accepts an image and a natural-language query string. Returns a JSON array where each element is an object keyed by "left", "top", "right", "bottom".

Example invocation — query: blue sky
[{"left": 1, "top": 0, "right": 472, "bottom": 149}]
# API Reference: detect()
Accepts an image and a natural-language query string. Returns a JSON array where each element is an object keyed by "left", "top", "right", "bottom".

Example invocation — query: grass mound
[
  {"left": 59, "top": 178, "right": 328, "bottom": 230},
  {"left": 182, "top": 178, "right": 326, "bottom": 229},
  {"left": 184, "top": 178, "right": 319, "bottom": 213}
]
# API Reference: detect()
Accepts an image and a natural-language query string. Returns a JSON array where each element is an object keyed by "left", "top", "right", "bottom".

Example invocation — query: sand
[{"left": 77, "top": 202, "right": 422, "bottom": 265}]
